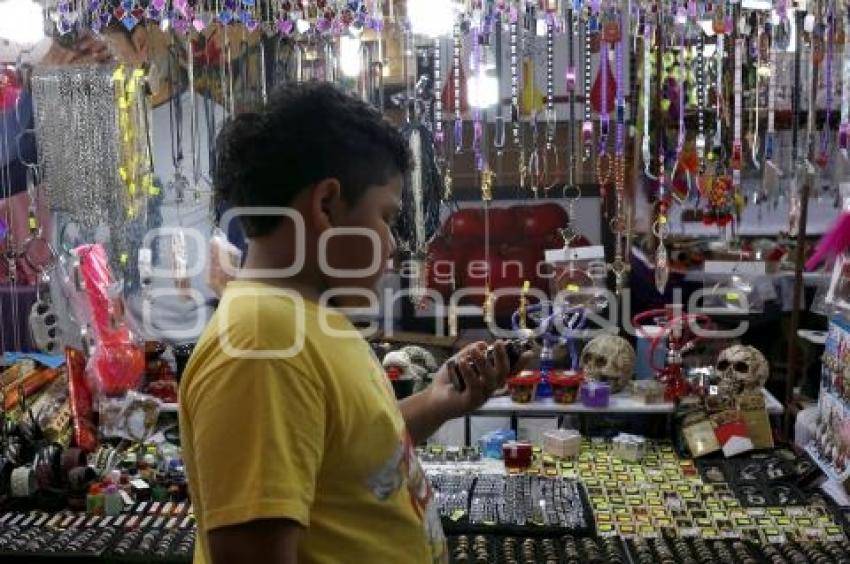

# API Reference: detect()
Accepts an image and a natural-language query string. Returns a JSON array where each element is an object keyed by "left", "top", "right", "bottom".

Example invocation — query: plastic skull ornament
[
  {"left": 716, "top": 345, "right": 769, "bottom": 397},
  {"left": 580, "top": 335, "right": 635, "bottom": 393}
]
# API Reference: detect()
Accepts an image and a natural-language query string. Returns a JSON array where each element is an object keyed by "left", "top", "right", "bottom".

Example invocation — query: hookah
[
  {"left": 632, "top": 306, "right": 714, "bottom": 401},
  {"left": 510, "top": 302, "right": 588, "bottom": 398}
]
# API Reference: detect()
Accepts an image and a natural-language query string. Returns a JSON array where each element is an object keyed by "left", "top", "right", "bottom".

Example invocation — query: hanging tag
[
  {"left": 171, "top": 229, "right": 190, "bottom": 294},
  {"left": 804, "top": 14, "right": 816, "bottom": 34},
  {"left": 138, "top": 248, "right": 152, "bottom": 286}
]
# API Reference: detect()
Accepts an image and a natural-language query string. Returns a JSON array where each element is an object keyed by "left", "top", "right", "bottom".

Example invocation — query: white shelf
[
  {"left": 804, "top": 443, "right": 848, "bottom": 484},
  {"left": 475, "top": 388, "right": 784, "bottom": 416}
]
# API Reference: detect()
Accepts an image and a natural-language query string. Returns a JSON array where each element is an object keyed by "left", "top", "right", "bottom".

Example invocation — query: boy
[{"left": 179, "top": 82, "right": 526, "bottom": 564}]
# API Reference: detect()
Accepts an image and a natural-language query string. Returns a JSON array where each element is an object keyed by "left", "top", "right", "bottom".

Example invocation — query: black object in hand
[{"left": 447, "top": 339, "right": 534, "bottom": 392}]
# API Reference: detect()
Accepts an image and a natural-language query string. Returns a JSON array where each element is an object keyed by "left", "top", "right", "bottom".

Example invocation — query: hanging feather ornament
[
  {"left": 442, "top": 63, "right": 469, "bottom": 116},
  {"left": 396, "top": 124, "right": 443, "bottom": 307},
  {"left": 806, "top": 186, "right": 850, "bottom": 270}
]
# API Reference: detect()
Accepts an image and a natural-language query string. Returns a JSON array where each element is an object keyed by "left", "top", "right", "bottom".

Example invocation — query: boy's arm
[
  {"left": 208, "top": 518, "right": 301, "bottom": 564},
  {"left": 400, "top": 341, "right": 523, "bottom": 443}
]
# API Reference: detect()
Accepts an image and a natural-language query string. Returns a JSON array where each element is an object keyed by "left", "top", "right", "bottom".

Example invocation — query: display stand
[{"left": 463, "top": 388, "right": 783, "bottom": 446}]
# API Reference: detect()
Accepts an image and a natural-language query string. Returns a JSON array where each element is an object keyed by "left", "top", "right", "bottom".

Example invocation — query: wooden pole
[{"left": 784, "top": 8, "right": 814, "bottom": 439}]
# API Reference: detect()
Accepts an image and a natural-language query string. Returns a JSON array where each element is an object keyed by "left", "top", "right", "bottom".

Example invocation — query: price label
[
  {"left": 726, "top": 292, "right": 740, "bottom": 301},
  {"left": 450, "top": 510, "right": 466, "bottom": 522}
]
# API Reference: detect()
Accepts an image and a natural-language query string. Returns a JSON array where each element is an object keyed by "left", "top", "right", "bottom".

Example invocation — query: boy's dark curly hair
[{"left": 215, "top": 81, "right": 411, "bottom": 238}]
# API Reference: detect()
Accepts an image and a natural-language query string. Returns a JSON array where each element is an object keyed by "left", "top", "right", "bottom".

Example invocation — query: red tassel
[
  {"left": 442, "top": 64, "right": 469, "bottom": 115},
  {"left": 590, "top": 49, "right": 617, "bottom": 114}
]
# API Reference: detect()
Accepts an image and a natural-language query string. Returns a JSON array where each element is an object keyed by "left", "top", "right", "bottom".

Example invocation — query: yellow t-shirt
[{"left": 179, "top": 281, "right": 447, "bottom": 564}]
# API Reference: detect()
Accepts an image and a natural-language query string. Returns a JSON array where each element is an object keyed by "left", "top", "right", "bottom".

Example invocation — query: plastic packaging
[
  {"left": 478, "top": 429, "right": 517, "bottom": 459},
  {"left": 86, "top": 484, "right": 104, "bottom": 515},
  {"left": 66, "top": 347, "right": 97, "bottom": 452},
  {"left": 580, "top": 380, "right": 611, "bottom": 408},
  {"left": 76, "top": 244, "right": 144, "bottom": 396},
  {"left": 103, "top": 484, "right": 123, "bottom": 516}
]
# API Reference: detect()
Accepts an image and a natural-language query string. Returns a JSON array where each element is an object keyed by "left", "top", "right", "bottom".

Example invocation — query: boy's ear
[{"left": 310, "top": 178, "right": 344, "bottom": 231}]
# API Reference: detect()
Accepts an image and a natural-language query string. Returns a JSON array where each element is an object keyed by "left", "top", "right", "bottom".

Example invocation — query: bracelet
[
  {"left": 68, "top": 465, "right": 97, "bottom": 491},
  {"left": 0, "top": 458, "right": 13, "bottom": 496},
  {"left": 34, "top": 443, "right": 63, "bottom": 490},
  {"left": 10, "top": 466, "right": 36, "bottom": 498},
  {"left": 61, "top": 447, "right": 87, "bottom": 481}
]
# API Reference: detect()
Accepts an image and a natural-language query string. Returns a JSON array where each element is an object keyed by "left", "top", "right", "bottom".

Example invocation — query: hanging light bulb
[
  {"left": 407, "top": 0, "right": 457, "bottom": 38},
  {"left": 340, "top": 34, "right": 363, "bottom": 78},
  {"left": 467, "top": 64, "right": 499, "bottom": 109}
]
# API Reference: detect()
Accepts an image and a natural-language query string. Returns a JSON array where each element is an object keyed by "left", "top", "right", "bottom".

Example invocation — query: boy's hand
[{"left": 428, "top": 341, "right": 534, "bottom": 420}]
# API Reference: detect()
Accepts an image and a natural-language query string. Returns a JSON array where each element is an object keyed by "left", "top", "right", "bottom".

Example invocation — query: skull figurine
[
  {"left": 580, "top": 335, "right": 636, "bottom": 393},
  {"left": 716, "top": 345, "right": 769, "bottom": 397}
]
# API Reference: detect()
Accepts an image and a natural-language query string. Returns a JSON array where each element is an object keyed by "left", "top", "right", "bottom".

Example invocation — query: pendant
[
  {"left": 655, "top": 242, "right": 669, "bottom": 294},
  {"left": 171, "top": 228, "right": 190, "bottom": 293},
  {"left": 409, "top": 256, "right": 429, "bottom": 308}
]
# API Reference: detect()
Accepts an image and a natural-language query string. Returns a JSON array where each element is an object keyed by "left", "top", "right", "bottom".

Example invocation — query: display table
[{"left": 462, "top": 388, "right": 783, "bottom": 445}]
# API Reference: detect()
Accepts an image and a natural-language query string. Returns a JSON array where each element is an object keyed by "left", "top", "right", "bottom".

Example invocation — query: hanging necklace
[
  {"left": 731, "top": 36, "right": 743, "bottom": 193},
  {"left": 434, "top": 35, "right": 444, "bottom": 151},
  {"left": 511, "top": 3, "right": 528, "bottom": 191},
  {"left": 471, "top": 25, "right": 484, "bottom": 174},
  {"left": 596, "top": 3, "right": 612, "bottom": 198},
  {"left": 582, "top": 4, "right": 594, "bottom": 162},
  {"left": 766, "top": 0, "right": 783, "bottom": 165},
  {"left": 818, "top": 2, "right": 836, "bottom": 168},
  {"left": 610, "top": 6, "right": 627, "bottom": 295},
  {"left": 751, "top": 14, "right": 765, "bottom": 171},
  {"left": 675, "top": 3, "right": 687, "bottom": 166},
  {"left": 654, "top": 8, "right": 669, "bottom": 294},
  {"left": 453, "top": 18, "right": 463, "bottom": 156},
  {"left": 696, "top": 25, "right": 706, "bottom": 174},
  {"left": 713, "top": 14, "right": 725, "bottom": 165},
  {"left": 494, "top": 9, "right": 506, "bottom": 164},
  {"left": 641, "top": 15, "right": 655, "bottom": 179},
  {"left": 566, "top": 1, "right": 578, "bottom": 192},
  {"left": 842, "top": 5, "right": 850, "bottom": 156},
  {"left": 543, "top": 8, "right": 558, "bottom": 195}
]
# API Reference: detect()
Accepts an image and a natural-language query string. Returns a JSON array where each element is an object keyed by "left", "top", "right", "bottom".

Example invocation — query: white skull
[
  {"left": 580, "top": 335, "right": 635, "bottom": 393},
  {"left": 716, "top": 345, "right": 769, "bottom": 397}
]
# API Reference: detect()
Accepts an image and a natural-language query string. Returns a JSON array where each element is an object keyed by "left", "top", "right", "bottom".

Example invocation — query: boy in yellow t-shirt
[{"left": 179, "top": 83, "right": 527, "bottom": 564}]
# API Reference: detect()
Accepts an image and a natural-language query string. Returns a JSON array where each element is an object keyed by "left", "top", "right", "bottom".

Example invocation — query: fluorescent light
[
  {"left": 408, "top": 0, "right": 456, "bottom": 38},
  {"left": 467, "top": 66, "right": 499, "bottom": 109},
  {"left": 339, "top": 34, "right": 362, "bottom": 78},
  {"left": 742, "top": 0, "right": 772, "bottom": 10},
  {"left": 0, "top": 0, "right": 45, "bottom": 45}
]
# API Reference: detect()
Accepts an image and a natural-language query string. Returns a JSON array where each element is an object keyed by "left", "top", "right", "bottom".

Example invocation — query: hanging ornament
[
  {"left": 700, "top": 175, "right": 735, "bottom": 226},
  {"left": 818, "top": 5, "right": 836, "bottom": 169},
  {"left": 520, "top": 58, "right": 545, "bottom": 115},
  {"left": 589, "top": 48, "right": 616, "bottom": 114}
]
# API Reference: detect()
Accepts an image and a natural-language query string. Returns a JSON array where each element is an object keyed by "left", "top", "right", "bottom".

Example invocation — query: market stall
[{"left": 2, "top": 0, "right": 850, "bottom": 562}]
